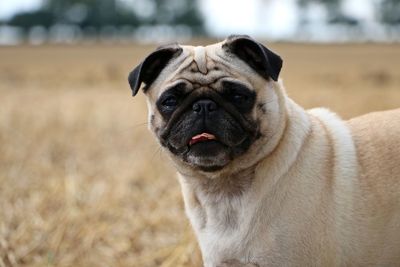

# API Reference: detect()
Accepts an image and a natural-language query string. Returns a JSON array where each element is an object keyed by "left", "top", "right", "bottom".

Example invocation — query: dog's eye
[
  {"left": 162, "top": 96, "right": 178, "bottom": 107},
  {"left": 232, "top": 93, "right": 249, "bottom": 104}
]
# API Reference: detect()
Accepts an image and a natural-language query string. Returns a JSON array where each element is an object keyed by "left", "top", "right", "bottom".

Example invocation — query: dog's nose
[{"left": 192, "top": 99, "right": 218, "bottom": 114}]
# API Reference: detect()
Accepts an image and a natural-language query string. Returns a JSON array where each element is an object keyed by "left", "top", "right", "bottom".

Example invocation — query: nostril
[
  {"left": 192, "top": 103, "right": 201, "bottom": 112},
  {"left": 207, "top": 102, "right": 217, "bottom": 112}
]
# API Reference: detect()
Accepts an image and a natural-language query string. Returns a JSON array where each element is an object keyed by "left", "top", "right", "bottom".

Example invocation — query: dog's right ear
[{"left": 128, "top": 44, "right": 183, "bottom": 96}]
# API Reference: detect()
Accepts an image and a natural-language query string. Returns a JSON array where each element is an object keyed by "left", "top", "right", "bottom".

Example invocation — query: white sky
[
  {"left": 0, "top": 0, "right": 43, "bottom": 20},
  {"left": 199, "top": 0, "right": 299, "bottom": 37}
]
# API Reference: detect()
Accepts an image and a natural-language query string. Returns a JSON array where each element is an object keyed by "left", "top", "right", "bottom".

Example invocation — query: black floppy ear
[
  {"left": 128, "top": 44, "right": 183, "bottom": 96},
  {"left": 223, "top": 35, "right": 282, "bottom": 81}
]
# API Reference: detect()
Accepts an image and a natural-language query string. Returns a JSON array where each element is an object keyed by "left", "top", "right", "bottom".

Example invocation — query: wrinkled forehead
[{"left": 148, "top": 42, "right": 258, "bottom": 99}]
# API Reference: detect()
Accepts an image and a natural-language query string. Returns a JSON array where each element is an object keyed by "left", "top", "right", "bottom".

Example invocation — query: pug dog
[{"left": 128, "top": 35, "right": 400, "bottom": 267}]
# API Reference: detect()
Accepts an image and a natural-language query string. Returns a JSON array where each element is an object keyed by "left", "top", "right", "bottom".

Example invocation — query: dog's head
[{"left": 128, "top": 35, "right": 283, "bottom": 173}]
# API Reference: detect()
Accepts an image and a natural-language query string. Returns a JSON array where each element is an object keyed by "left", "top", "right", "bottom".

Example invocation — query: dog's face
[{"left": 128, "top": 35, "right": 283, "bottom": 173}]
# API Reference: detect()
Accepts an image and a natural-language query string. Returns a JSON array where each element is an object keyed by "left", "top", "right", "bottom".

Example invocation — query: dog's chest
[{"left": 191, "top": 196, "right": 263, "bottom": 266}]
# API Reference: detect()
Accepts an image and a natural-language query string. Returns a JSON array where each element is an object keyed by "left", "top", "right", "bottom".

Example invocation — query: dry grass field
[{"left": 0, "top": 41, "right": 399, "bottom": 267}]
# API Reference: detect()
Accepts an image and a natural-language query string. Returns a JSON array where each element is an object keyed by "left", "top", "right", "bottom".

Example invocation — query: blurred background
[
  {"left": 1, "top": 0, "right": 400, "bottom": 44},
  {"left": 0, "top": 1, "right": 399, "bottom": 267}
]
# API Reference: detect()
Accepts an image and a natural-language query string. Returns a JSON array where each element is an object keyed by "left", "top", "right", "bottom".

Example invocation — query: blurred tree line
[
  {"left": 298, "top": 0, "right": 400, "bottom": 25},
  {"left": 380, "top": 0, "right": 400, "bottom": 24},
  {"left": 3, "top": 0, "right": 204, "bottom": 33},
  {"left": 1, "top": 0, "right": 399, "bottom": 37}
]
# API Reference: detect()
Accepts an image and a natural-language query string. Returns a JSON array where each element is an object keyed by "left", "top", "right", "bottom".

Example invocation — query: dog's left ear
[
  {"left": 128, "top": 44, "right": 183, "bottom": 96},
  {"left": 223, "top": 35, "right": 282, "bottom": 81}
]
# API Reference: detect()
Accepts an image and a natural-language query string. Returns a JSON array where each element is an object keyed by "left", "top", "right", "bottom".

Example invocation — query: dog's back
[
  {"left": 345, "top": 109, "right": 400, "bottom": 264},
  {"left": 347, "top": 109, "right": 400, "bottom": 196}
]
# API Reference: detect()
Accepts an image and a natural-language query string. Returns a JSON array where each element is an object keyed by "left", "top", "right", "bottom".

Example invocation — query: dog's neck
[{"left": 180, "top": 163, "right": 257, "bottom": 202}]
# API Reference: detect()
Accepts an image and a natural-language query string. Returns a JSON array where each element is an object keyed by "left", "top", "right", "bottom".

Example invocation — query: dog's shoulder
[{"left": 307, "top": 107, "right": 358, "bottom": 180}]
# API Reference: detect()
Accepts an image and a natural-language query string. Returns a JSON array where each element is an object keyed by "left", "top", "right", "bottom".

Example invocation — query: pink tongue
[{"left": 189, "top": 133, "right": 216, "bottom": 146}]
